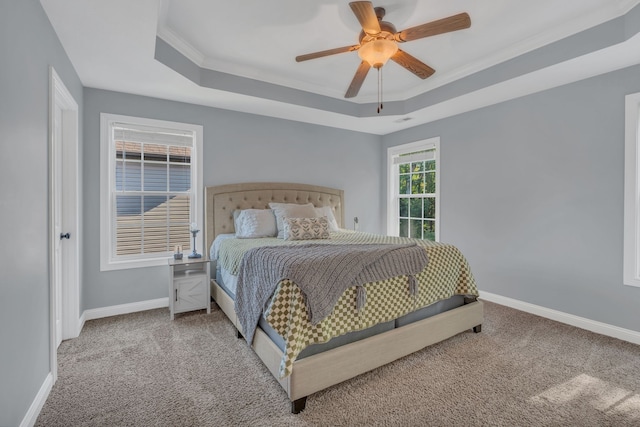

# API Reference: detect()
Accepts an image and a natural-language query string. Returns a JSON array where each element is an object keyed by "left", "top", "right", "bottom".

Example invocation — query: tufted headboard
[{"left": 204, "top": 182, "right": 344, "bottom": 252}]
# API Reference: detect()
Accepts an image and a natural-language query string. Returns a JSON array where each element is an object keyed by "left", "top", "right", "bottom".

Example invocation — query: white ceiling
[{"left": 41, "top": 0, "right": 640, "bottom": 135}]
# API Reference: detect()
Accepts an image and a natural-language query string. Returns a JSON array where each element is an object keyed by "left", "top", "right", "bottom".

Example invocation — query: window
[
  {"left": 387, "top": 138, "right": 440, "bottom": 241},
  {"left": 100, "top": 114, "right": 203, "bottom": 271},
  {"left": 624, "top": 93, "right": 640, "bottom": 287}
]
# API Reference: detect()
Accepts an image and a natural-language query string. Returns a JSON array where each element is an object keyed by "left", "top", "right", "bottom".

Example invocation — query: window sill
[{"left": 100, "top": 256, "right": 172, "bottom": 272}]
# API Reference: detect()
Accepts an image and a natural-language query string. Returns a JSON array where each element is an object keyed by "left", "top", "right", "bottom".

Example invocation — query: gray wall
[
  {"left": 383, "top": 64, "right": 640, "bottom": 333},
  {"left": 6, "top": 4, "right": 638, "bottom": 425},
  {"left": 82, "top": 88, "right": 383, "bottom": 310},
  {"left": 0, "top": 1, "right": 83, "bottom": 425}
]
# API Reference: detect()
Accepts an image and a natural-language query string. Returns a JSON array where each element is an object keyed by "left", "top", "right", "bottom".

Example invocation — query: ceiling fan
[{"left": 295, "top": 1, "right": 471, "bottom": 101}]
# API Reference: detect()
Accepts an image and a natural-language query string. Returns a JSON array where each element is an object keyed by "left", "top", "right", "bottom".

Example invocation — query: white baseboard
[
  {"left": 83, "top": 297, "right": 169, "bottom": 321},
  {"left": 479, "top": 291, "right": 640, "bottom": 345},
  {"left": 20, "top": 373, "right": 53, "bottom": 427}
]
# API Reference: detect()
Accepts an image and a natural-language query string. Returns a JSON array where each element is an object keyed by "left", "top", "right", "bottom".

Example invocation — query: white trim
[
  {"left": 156, "top": 0, "right": 206, "bottom": 67},
  {"left": 480, "top": 291, "right": 640, "bottom": 345},
  {"left": 19, "top": 373, "right": 53, "bottom": 427},
  {"left": 387, "top": 138, "right": 440, "bottom": 240},
  {"left": 620, "top": 0, "right": 640, "bottom": 15},
  {"left": 624, "top": 92, "right": 640, "bottom": 287},
  {"left": 157, "top": 26, "right": 206, "bottom": 68},
  {"left": 100, "top": 255, "right": 175, "bottom": 271},
  {"left": 99, "top": 113, "right": 204, "bottom": 271},
  {"left": 83, "top": 297, "right": 170, "bottom": 321}
]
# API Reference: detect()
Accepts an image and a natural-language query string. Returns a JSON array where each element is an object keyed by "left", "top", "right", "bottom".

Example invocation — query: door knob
[{"left": 60, "top": 232, "right": 70, "bottom": 240}]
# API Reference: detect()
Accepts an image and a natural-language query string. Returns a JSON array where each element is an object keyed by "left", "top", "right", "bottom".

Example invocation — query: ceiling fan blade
[
  {"left": 391, "top": 49, "right": 435, "bottom": 79},
  {"left": 396, "top": 12, "right": 471, "bottom": 42},
  {"left": 295, "top": 45, "right": 360, "bottom": 62},
  {"left": 345, "top": 61, "right": 371, "bottom": 98},
  {"left": 349, "top": 1, "right": 381, "bottom": 35}
]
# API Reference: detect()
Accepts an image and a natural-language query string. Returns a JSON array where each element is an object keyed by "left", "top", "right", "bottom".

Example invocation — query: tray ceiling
[{"left": 41, "top": 0, "right": 640, "bottom": 134}]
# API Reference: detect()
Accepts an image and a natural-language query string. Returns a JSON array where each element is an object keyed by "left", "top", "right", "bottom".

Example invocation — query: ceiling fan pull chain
[
  {"left": 377, "top": 67, "right": 380, "bottom": 113},
  {"left": 377, "top": 67, "right": 381, "bottom": 114},
  {"left": 380, "top": 66, "right": 384, "bottom": 111}
]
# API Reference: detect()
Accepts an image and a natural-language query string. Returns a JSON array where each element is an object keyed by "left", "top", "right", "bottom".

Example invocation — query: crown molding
[
  {"left": 156, "top": 0, "right": 206, "bottom": 67},
  {"left": 620, "top": 0, "right": 640, "bottom": 14},
  {"left": 156, "top": 25, "right": 206, "bottom": 68}
]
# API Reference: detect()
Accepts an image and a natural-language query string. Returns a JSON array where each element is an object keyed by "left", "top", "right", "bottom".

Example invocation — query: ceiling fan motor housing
[{"left": 358, "top": 21, "right": 397, "bottom": 44}]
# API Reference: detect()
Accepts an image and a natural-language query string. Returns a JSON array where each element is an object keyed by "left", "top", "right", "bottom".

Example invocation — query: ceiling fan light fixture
[{"left": 358, "top": 38, "right": 398, "bottom": 69}]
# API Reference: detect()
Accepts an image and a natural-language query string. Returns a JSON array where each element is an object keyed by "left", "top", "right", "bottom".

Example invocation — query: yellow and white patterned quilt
[{"left": 217, "top": 230, "right": 478, "bottom": 378}]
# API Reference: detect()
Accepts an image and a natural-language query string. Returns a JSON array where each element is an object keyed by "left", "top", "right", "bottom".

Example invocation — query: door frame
[{"left": 48, "top": 67, "right": 81, "bottom": 382}]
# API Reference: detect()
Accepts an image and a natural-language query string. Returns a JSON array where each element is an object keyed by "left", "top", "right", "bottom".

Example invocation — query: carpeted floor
[{"left": 36, "top": 301, "right": 640, "bottom": 426}]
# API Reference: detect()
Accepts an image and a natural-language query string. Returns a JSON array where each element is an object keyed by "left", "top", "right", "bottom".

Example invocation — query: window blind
[
  {"left": 112, "top": 122, "right": 194, "bottom": 257},
  {"left": 394, "top": 149, "right": 435, "bottom": 164},
  {"left": 112, "top": 122, "right": 193, "bottom": 147}
]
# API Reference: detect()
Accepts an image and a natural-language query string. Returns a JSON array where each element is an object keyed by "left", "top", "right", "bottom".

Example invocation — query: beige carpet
[{"left": 36, "top": 301, "right": 640, "bottom": 426}]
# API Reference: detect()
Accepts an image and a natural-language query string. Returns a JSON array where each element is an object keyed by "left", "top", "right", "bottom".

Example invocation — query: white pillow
[
  {"left": 269, "top": 202, "right": 319, "bottom": 239},
  {"left": 314, "top": 206, "right": 340, "bottom": 231},
  {"left": 234, "top": 209, "right": 277, "bottom": 238}
]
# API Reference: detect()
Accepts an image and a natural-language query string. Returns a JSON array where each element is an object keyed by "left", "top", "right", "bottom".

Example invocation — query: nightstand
[{"left": 168, "top": 256, "right": 211, "bottom": 320}]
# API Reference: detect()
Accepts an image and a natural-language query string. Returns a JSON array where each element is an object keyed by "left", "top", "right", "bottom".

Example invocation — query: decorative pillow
[
  {"left": 234, "top": 209, "right": 277, "bottom": 238},
  {"left": 314, "top": 206, "right": 340, "bottom": 231},
  {"left": 283, "top": 217, "right": 330, "bottom": 241},
  {"left": 269, "top": 202, "right": 318, "bottom": 239}
]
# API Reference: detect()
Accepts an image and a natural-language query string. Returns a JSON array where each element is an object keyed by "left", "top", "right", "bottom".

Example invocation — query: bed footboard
[{"left": 212, "top": 277, "right": 483, "bottom": 412}]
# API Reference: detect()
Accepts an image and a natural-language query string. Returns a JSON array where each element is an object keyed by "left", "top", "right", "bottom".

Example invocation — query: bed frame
[{"left": 205, "top": 182, "right": 483, "bottom": 413}]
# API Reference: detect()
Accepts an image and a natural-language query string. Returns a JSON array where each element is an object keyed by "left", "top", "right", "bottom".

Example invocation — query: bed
[{"left": 205, "top": 182, "right": 483, "bottom": 413}]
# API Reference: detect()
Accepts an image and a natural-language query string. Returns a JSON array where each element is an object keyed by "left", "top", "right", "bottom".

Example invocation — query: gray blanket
[{"left": 234, "top": 243, "right": 428, "bottom": 345}]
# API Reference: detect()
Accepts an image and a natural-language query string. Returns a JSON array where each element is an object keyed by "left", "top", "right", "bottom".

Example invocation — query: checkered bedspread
[{"left": 217, "top": 231, "right": 478, "bottom": 378}]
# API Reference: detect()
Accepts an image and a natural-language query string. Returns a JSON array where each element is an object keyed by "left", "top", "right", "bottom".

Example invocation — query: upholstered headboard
[{"left": 204, "top": 182, "right": 344, "bottom": 252}]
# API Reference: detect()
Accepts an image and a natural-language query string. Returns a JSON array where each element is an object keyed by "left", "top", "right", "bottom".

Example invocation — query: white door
[
  {"left": 53, "top": 104, "right": 64, "bottom": 348},
  {"left": 49, "top": 68, "right": 80, "bottom": 375}
]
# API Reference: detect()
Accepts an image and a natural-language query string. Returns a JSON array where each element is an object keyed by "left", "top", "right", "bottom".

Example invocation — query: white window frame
[
  {"left": 387, "top": 138, "right": 440, "bottom": 241},
  {"left": 100, "top": 113, "right": 203, "bottom": 271},
  {"left": 624, "top": 93, "right": 640, "bottom": 287}
]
